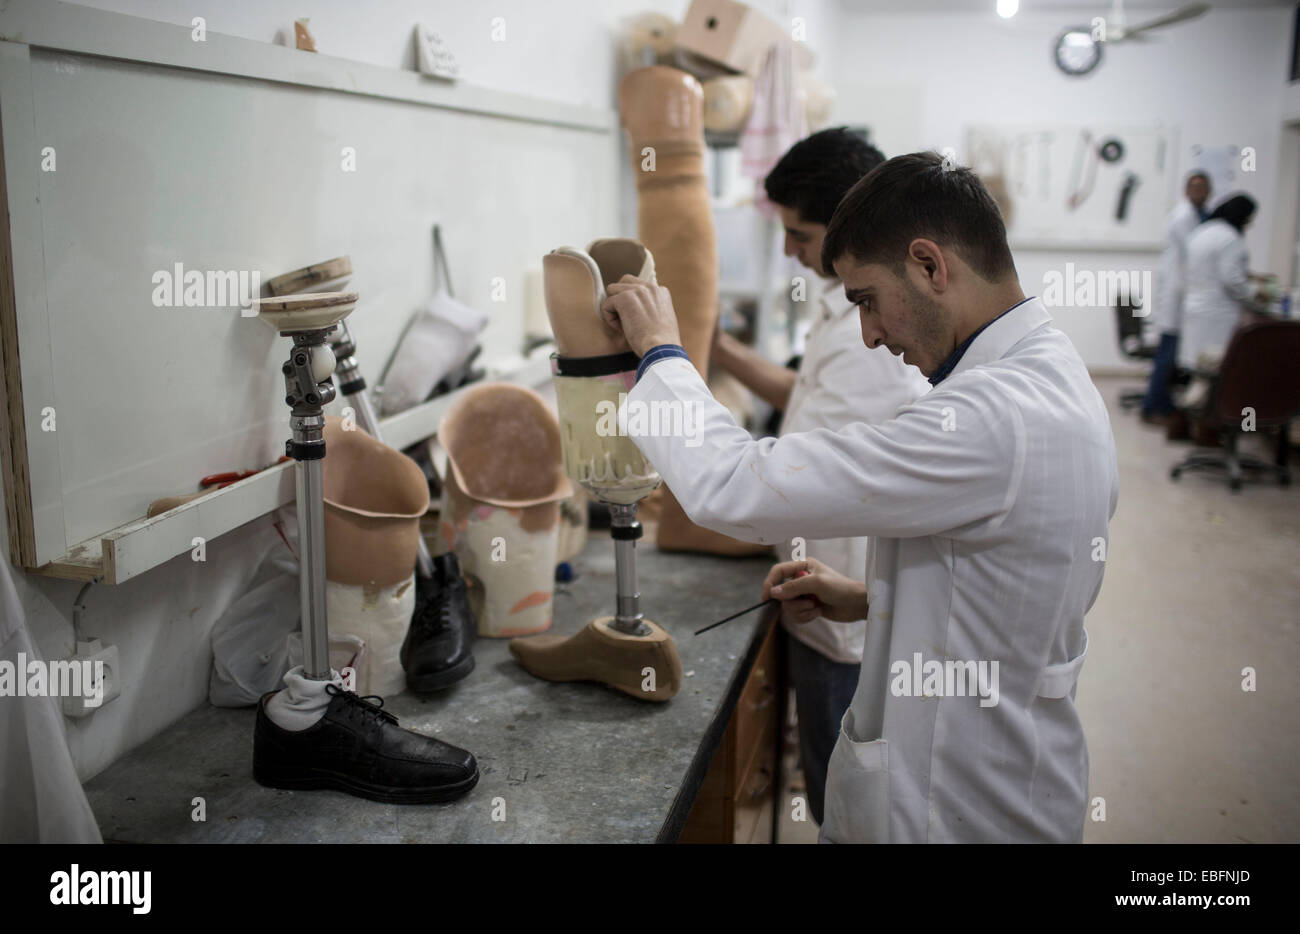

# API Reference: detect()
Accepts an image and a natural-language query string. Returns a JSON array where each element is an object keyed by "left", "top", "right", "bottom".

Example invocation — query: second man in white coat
[{"left": 710, "top": 128, "right": 929, "bottom": 826}]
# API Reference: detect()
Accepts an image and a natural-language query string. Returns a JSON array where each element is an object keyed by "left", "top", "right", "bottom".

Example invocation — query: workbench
[{"left": 83, "top": 534, "right": 779, "bottom": 843}]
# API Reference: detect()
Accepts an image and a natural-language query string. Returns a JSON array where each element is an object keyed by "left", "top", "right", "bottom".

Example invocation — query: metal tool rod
[{"left": 695, "top": 598, "right": 776, "bottom": 635}]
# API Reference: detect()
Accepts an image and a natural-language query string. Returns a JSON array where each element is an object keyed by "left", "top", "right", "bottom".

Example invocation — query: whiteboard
[
  {"left": 2, "top": 25, "right": 619, "bottom": 567},
  {"left": 965, "top": 124, "right": 1176, "bottom": 249}
]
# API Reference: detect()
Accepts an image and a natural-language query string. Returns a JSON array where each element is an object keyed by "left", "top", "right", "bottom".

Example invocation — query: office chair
[
  {"left": 1115, "top": 298, "right": 1155, "bottom": 410},
  {"left": 1170, "top": 319, "right": 1300, "bottom": 491}
]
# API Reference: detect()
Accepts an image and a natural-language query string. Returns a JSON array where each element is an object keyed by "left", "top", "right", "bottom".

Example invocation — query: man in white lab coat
[
  {"left": 602, "top": 152, "right": 1118, "bottom": 843},
  {"left": 712, "top": 128, "right": 929, "bottom": 825},
  {"left": 1139, "top": 171, "right": 1210, "bottom": 422}
]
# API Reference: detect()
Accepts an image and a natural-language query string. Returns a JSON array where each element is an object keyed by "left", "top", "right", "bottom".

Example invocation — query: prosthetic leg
[
  {"left": 265, "top": 258, "right": 476, "bottom": 693},
  {"left": 620, "top": 66, "right": 768, "bottom": 558},
  {"left": 508, "top": 241, "right": 682, "bottom": 702},
  {"left": 251, "top": 292, "right": 478, "bottom": 802}
]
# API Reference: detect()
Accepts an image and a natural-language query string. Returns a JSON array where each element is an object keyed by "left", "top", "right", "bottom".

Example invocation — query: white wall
[
  {"left": 4, "top": 0, "right": 844, "bottom": 783},
  {"left": 70, "top": 0, "right": 841, "bottom": 104},
  {"left": 829, "top": 3, "right": 1292, "bottom": 370}
]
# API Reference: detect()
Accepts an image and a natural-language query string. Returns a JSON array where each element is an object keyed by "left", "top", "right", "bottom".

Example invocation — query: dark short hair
[
  {"left": 1207, "top": 193, "right": 1256, "bottom": 232},
  {"left": 764, "top": 127, "right": 886, "bottom": 226},
  {"left": 1185, "top": 170, "right": 1211, "bottom": 188},
  {"left": 820, "top": 151, "right": 1017, "bottom": 282}
]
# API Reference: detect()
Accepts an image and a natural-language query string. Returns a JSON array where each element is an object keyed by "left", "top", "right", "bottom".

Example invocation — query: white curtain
[{"left": 0, "top": 557, "right": 102, "bottom": 843}]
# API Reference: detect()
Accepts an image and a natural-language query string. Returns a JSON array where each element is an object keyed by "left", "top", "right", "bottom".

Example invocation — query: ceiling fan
[{"left": 1054, "top": 1, "right": 1209, "bottom": 77}]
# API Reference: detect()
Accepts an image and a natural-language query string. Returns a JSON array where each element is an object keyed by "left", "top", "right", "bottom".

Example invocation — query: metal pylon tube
[
  {"left": 295, "top": 452, "right": 331, "bottom": 680},
  {"left": 608, "top": 502, "right": 650, "bottom": 636}
]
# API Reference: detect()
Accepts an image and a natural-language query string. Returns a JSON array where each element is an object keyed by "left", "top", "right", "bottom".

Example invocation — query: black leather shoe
[
  {"left": 401, "top": 553, "right": 476, "bottom": 692},
  {"left": 253, "top": 685, "right": 478, "bottom": 804}
]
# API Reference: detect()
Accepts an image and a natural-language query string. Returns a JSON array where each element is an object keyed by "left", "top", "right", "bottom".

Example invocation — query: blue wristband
[{"left": 636, "top": 344, "right": 690, "bottom": 382}]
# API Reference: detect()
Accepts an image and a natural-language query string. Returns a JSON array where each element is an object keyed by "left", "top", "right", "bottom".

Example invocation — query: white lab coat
[
  {"left": 1149, "top": 200, "right": 1202, "bottom": 335},
  {"left": 778, "top": 282, "right": 930, "bottom": 664},
  {"left": 626, "top": 298, "right": 1118, "bottom": 843},
  {"left": 1178, "top": 220, "right": 1251, "bottom": 370}
]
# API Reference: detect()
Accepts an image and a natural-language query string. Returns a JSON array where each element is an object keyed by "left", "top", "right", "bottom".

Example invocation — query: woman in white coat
[
  {"left": 602, "top": 153, "right": 1118, "bottom": 843},
  {"left": 1177, "top": 195, "right": 1258, "bottom": 372}
]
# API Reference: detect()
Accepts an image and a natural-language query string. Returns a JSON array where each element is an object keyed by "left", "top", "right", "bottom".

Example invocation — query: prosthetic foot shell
[
  {"left": 438, "top": 383, "right": 571, "bottom": 638},
  {"left": 509, "top": 617, "right": 683, "bottom": 702},
  {"left": 321, "top": 416, "right": 429, "bottom": 588}
]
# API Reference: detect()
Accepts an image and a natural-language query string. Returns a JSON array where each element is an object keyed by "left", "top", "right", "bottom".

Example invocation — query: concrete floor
[
  {"left": 1082, "top": 376, "right": 1299, "bottom": 843},
  {"left": 773, "top": 375, "right": 1299, "bottom": 844}
]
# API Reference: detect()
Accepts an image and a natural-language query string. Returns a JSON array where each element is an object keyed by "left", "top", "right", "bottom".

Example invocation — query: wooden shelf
[
  {"left": 31, "top": 356, "right": 552, "bottom": 585},
  {"left": 0, "top": 0, "right": 615, "bottom": 134}
]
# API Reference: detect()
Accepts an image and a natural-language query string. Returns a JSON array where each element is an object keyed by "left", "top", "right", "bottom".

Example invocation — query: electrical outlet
[{"left": 61, "top": 639, "right": 121, "bottom": 718}]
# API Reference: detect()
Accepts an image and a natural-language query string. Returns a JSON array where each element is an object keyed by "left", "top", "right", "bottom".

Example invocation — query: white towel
[{"left": 740, "top": 42, "right": 807, "bottom": 206}]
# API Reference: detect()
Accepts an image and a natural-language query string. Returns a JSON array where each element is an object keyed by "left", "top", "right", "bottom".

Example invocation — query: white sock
[{"left": 265, "top": 665, "right": 344, "bottom": 731}]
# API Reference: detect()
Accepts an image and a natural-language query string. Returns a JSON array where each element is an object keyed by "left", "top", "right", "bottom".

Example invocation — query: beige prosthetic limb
[
  {"left": 438, "top": 384, "right": 571, "bottom": 638},
  {"left": 510, "top": 617, "right": 682, "bottom": 703},
  {"left": 508, "top": 239, "right": 682, "bottom": 702},
  {"left": 620, "top": 65, "right": 769, "bottom": 558},
  {"left": 320, "top": 416, "right": 428, "bottom": 697},
  {"left": 620, "top": 66, "right": 716, "bottom": 370}
]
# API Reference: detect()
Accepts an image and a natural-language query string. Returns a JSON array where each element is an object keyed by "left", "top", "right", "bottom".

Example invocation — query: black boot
[
  {"left": 401, "top": 552, "right": 477, "bottom": 692},
  {"left": 253, "top": 685, "right": 478, "bottom": 804}
]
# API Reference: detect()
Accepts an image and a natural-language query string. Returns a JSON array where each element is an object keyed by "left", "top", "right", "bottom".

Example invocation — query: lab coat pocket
[
  {"left": 1036, "top": 630, "right": 1089, "bottom": 699},
  {"left": 821, "top": 709, "right": 890, "bottom": 844}
]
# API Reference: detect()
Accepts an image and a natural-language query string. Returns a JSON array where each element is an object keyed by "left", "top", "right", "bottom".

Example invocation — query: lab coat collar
[{"left": 934, "top": 296, "right": 1052, "bottom": 384}]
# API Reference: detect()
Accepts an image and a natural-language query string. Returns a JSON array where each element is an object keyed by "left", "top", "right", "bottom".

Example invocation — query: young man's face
[
  {"left": 777, "top": 204, "right": 829, "bottom": 277},
  {"left": 834, "top": 254, "right": 952, "bottom": 377},
  {"left": 1186, "top": 175, "right": 1210, "bottom": 209}
]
